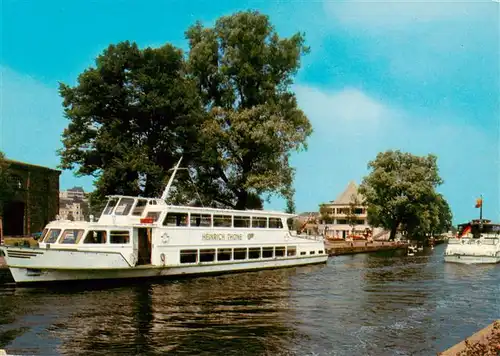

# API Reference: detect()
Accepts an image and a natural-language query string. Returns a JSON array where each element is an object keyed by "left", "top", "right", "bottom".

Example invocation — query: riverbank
[
  {"left": 325, "top": 240, "right": 408, "bottom": 256},
  {"left": 440, "top": 320, "right": 500, "bottom": 355}
]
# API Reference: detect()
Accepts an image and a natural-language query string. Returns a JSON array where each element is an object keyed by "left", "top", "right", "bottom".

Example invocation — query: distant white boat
[
  {"left": 444, "top": 220, "right": 500, "bottom": 264},
  {"left": 0, "top": 158, "right": 328, "bottom": 284}
]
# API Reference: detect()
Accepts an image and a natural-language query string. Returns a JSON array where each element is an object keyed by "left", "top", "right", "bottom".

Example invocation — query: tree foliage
[
  {"left": 184, "top": 10, "right": 311, "bottom": 209},
  {"left": 58, "top": 11, "right": 311, "bottom": 212},
  {"left": 358, "top": 150, "right": 452, "bottom": 240},
  {"left": 58, "top": 41, "right": 202, "bottom": 202},
  {"left": 0, "top": 152, "right": 13, "bottom": 215}
]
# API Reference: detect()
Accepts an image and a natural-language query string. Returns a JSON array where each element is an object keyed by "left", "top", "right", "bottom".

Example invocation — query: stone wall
[{"left": 3, "top": 160, "right": 61, "bottom": 236}]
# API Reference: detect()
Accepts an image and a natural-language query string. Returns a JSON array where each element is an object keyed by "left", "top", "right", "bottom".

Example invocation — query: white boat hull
[
  {"left": 444, "top": 254, "right": 500, "bottom": 264},
  {"left": 6, "top": 255, "right": 328, "bottom": 284}
]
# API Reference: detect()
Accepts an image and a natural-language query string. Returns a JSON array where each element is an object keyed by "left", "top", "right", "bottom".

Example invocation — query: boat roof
[{"left": 105, "top": 195, "right": 296, "bottom": 217}]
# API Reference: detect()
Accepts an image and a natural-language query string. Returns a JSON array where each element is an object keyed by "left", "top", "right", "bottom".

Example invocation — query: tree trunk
[
  {"left": 235, "top": 190, "right": 248, "bottom": 210},
  {"left": 389, "top": 221, "right": 399, "bottom": 241}
]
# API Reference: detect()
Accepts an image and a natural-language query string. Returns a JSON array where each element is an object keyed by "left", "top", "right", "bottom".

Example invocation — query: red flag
[
  {"left": 475, "top": 198, "right": 482, "bottom": 208},
  {"left": 460, "top": 225, "right": 472, "bottom": 237}
]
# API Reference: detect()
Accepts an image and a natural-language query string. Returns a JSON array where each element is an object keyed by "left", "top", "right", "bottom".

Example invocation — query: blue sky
[{"left": 1, "top": 0, "right": 498, "bottom": 224}]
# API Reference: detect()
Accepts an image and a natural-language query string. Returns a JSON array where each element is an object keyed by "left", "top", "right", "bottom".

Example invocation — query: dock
[
  {"left": 439, "top": 320, "right": 500, "bottom": 355},
  {"left": 325, "top": 240, "right": 408, "bottom": 256}
]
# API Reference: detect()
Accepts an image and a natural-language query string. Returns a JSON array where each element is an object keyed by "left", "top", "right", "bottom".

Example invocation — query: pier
[{"left": 325, "top": 240, "right": 408, "bottom": 256}]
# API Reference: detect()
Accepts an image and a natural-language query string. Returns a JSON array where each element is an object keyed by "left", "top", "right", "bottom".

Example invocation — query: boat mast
[{"left": 160, "top": 157, "right": 183, "bottom": 201}]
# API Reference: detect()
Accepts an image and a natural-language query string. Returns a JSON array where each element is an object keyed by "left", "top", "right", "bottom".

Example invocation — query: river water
[{"left": 0, "top": 244, "right": 498, "bottom": 356}]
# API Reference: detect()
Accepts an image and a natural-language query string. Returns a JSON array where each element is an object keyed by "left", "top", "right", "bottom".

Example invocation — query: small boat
[
  {"left": 0, "top": 158, "right": 328, "bottom": 284},
  {"left": 408, "top": 245, "right": 417, "bottom": 256},
  {"left": 444, "top": 219, "right": 500, "bottom": 264}
]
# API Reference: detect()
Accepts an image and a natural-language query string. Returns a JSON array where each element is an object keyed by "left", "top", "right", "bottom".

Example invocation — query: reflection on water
[{"left": 0, "top": 244, "right": 499, "bottom": 356}]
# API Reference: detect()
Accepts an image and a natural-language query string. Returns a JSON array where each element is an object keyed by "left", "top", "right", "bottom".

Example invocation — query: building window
[
  {"left": 180, "top": 250, "right": 198, "bottom": 264},
  {"left": 11, "top": 175, "right": 23, "bottom": 190}
]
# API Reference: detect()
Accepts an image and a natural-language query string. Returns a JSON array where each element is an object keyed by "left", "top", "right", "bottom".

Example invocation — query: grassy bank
[{"left": 3, "top": 237, "right": 38, "bottom": 247}]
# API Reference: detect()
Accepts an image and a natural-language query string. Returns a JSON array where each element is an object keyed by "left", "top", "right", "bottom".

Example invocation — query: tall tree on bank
[
  {"left": 358, "top": 150, "right": 452, "bottom": 241},
  {"left": 185, "top": 11, "right": 312, "bottom": 210},
  {"left": 58, "top": 41, "right": 203, "bottom": 208}
]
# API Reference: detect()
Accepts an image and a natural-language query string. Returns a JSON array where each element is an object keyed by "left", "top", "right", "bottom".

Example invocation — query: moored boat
[
  {"left": 444, "top": 219, "right": 500, "bottom": 264},
  {"left": 0, "top": 158, "right": 328, "bottom": 284}
]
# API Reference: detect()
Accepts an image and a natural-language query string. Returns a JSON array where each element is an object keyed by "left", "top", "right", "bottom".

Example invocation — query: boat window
[
  {"left": 287, "top": 246, "right": 297, "bottom": 257},
  {"left": 269, "top": 218, "right": 283, "bottom": 229},
  {"left": 200, "top": 249, "right": 215, "bottom": 262},
  {"left": 190, "top": 214, "right": 211, "bottom": 227},
  {"left": 318, "top": 250, "right": 324, "bottom": 254},
  {"left": 300, "top": 251, "right": 306, "bottom": 256},
  {"left": 252, "top": 217, "right": 267, "bottom": 228},
  {"left": 115, "top": 198, "right": 135, "bottom": 216},
  {"left": 234, "top": 248, "right": 247, "bottom": 260},
  {"left": 59, "top": 229, "right": 85, "bottom": 244},
  {"left": 44, "top": 229, "right": 61, "bottom": 243},
  {"left": 164, "top": 213, "right": 189, "bottom": 227},
  {"left": 103, "top": 198, "right": 119, "bottom": 215},
  {"left": 145, "top": 211, "right": 161, "bottom": 222},
  {"left": 217, "top": 248, "right": 232, "bottom": 261},
  {"left": 213, "top": 215, "right": 232, "bottom": 227},
  {"left": 40, "top": 229, "right": 49, "bottom": 241},
  {"left": 275, "top": 246, "right": 285, "bottom": 257},
  {"left": 262, "top": 247, "right": 273, "bottom": 258},
  {"left": 310, "top": 251, "right": 315, "bottom": 255},
  {"left": 249, "top": 247, "right": 261, "bottom": 259},
  {"left": 83, "top": 230, "right": 107, "bottom": 244},
  {"left": 132, "top": 199, "right": 148, "bottom": 216},
  {"left": 234, "top": 216, "right": 251, "bottom": 228},
  {"left": 180, "top": 249, "right": 198, "bottom": 263},
  {"left": 110, "top": 230, "right": 130, "bottom": 244}
]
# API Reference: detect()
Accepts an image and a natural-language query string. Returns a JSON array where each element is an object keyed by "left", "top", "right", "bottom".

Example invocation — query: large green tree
[
  {"left": 185, "top": 10, "right": 312, "bottom": 209},
  {"left": 59, "top": 12, "right": 312, "bottom": 212},
  {"left": 58, "top": 41, "right": 203, "bottom": 207},
  {"left": 358, "top": 150, "right": 452, "bottom": 241}
]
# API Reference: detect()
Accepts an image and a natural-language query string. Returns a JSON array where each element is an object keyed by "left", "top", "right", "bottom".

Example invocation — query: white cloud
[
  {"left": 268, "top": 84, "right": 500, "bottom": 223},
  {"left": 294, "top": 85, "right": 398, "bottom": 124},
  {"left": 324, "top": 1, "right": 493, "bottom": 30}
]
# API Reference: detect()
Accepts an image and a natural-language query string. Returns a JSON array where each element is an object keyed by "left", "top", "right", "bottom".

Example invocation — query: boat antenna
[{"left": 161, "top": 156, "right": 183, "bottom": 201}]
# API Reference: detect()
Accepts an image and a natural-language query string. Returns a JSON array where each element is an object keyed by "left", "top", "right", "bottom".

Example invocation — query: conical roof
[{"left": 333, "top": 181, "right": 364, "bottom": 204}]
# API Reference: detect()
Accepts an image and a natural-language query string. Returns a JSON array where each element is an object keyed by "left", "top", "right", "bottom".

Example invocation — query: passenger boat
[
  {"left": 0, "top": 158, "right": 328, "bottom": 284},
  {"left": 444, "top": 219, "right": 500, "bottom": 264}
]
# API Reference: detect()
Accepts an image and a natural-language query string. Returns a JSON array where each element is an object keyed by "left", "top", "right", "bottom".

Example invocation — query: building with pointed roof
[{"left": 318, "top": 181, "right": 387, "bottom": 240}]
